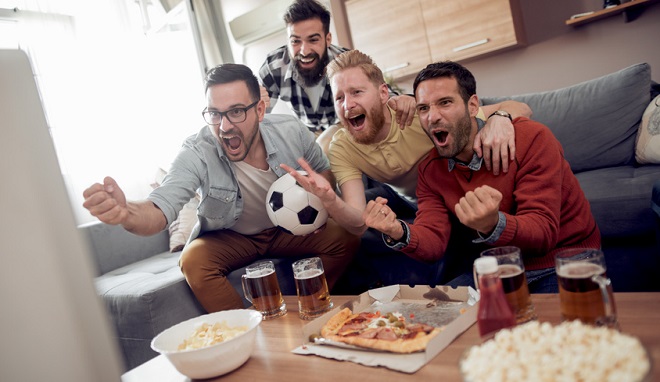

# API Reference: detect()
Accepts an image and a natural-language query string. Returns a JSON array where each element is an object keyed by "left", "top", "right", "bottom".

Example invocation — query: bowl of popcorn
[
  {"left": 460, "top": 320, "right": 651, "bottom": 382},
  {"left": 151, "top": 309, "right": 263, "bottom": 379}
]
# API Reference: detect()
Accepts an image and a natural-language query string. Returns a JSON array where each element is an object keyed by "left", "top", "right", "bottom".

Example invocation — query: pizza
[{"left": 320, "top": 307, "right": 443, "bottom": 353}]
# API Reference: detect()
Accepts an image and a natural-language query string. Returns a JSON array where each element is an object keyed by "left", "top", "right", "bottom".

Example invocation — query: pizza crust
[
  {"left": 321, "top": 308, "right": 354, "bottom": 337},
  {"left": 320, "top": 308, "right": 442, "bottom": 354}
]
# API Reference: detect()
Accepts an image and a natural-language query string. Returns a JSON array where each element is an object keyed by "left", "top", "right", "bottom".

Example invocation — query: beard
[
  {"left": 294, "top": 49, "right": 330, "bottom": 88},
  {"left": 430, "top": 110, "right": 472, "bottom": 159},
  {"left": 348, "top": 102, "right": 386, "bottom": 145}
]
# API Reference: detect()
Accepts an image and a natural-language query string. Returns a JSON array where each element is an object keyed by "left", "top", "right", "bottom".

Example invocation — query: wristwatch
[
  {"left": 383, "top": 219, "right": 410, "bottom": 250},
  {"left": 488, "top": 110, "right": 513, "bottom": 122}
]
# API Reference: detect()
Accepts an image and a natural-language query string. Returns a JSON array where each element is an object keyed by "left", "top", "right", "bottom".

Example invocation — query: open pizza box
[{"left": 292, "top": 284, "right": 479, "bottom": 373}]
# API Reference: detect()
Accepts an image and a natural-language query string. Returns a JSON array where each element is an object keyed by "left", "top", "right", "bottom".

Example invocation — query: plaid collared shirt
[{"left": 258, "top": 44, "right": 349, "bottom": 133}]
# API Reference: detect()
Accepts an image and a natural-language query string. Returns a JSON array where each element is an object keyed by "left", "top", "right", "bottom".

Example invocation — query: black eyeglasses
[{"left": 202, "top": 100, "right": 259, "bottom": 125}]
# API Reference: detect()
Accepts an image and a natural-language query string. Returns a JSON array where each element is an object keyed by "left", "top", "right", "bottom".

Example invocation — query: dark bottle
[{"left": 475, "top": 256, "right": 516, "bottom": 341}]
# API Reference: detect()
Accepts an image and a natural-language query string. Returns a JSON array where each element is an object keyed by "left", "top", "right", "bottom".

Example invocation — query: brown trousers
[{"left": 179, "top": 219, "right": 359, "bottom": 312}]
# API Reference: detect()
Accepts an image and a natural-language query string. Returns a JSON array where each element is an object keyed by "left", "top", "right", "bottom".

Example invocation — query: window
[
  {"left": 0, "top": 18, "right": 18, "bottom": 49},
  {"left": 4, "top": 0, "right": 205, "bottom": 224}
]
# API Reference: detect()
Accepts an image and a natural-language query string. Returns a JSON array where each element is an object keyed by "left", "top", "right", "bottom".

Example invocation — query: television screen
[{"left": 0, "top": 49, "right": 123, "bottom": 381}]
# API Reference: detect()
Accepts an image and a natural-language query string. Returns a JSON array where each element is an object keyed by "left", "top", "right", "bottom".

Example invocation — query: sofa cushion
[
  {"left": 481, "top": 63, "right": 651, "bottom": 173},
  {"left": 575, "top": 164, "right": 660, "bottom": 238},
  {"left": 635, "top": 94, "right": 660, "bottom": 164},
  {"left": 95, "top": 251, "right": 206, "bottom": 370},
  {"left": 80, "top": 221, "right": 170, "bottom": 275}
]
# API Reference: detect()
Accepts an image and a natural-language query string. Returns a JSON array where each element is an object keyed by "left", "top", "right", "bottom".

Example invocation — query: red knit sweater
[{"left": 404, "top": 117, "right": 600, "bottom": 270}]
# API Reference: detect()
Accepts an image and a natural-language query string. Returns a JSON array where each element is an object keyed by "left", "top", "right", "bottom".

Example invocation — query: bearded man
[
  {"left": 281, "top": 50, "right": 531, "bottom": 289},
  {"left": 362, "top": 61, "right": 600, "bottom": 292},
  {"left": 258, "top": 0, "right": 416, "bottom": 153},
  {"left": 82, "top": 63, "right": 359, "bottom": 312}
]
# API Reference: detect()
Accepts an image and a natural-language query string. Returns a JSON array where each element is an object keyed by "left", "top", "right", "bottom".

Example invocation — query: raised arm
[
  {"left": 474, "top": 100, "right": 533, "bottom": 175},
  {"left": 82, "top": 176, "right": 167, "bottom": 236},
  {"left": 481, "top": 100, "right": 532, "bottom": 120}
]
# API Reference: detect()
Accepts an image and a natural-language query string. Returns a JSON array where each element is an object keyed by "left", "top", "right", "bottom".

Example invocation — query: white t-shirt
[{"left": 230, "top": 161, "right": 278, "bottom": 235}]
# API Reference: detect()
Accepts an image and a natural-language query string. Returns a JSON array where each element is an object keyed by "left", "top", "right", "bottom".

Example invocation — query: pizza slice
[{"left": 320, "top": 308, "right": 443, "bottom": 353}]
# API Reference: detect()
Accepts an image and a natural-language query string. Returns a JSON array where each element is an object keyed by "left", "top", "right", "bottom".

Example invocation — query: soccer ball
[{"left": 266, "top": 171, "right": 328, "bottom": 235}]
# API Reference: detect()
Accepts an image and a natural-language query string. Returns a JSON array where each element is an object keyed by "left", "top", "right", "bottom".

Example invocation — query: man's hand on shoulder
[
  {"left": 474, "top": 112, "right": 515, "bottom": 175},
  {"left": 387, "top": 94, "right": 416, "bottom": 130}
]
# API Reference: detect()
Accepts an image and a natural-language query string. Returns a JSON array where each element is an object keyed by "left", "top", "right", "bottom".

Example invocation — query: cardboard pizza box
[{"left": 292, "top": 284, "right": 478, "bottom": 373}]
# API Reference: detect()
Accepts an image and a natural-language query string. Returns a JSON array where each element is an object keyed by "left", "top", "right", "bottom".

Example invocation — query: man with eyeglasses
[{"left": 82, "top": 63, "right": 359, "bottom": 313}]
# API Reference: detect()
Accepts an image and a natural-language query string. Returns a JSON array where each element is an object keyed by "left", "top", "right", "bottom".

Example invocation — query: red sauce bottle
[{"left": 475, "top": 256, "right": 516, "bottom": 341}]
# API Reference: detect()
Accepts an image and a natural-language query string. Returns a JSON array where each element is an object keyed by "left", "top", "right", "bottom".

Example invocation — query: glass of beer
[
  {"left": 478, "top": 246, "right": 537, "bottom": 324},
  {"left": 292, "top": 257, "right": 333, "bottom": 320},
  {"left": 555, "top": 248, "right": 618, "bottom": 328},
  {"left": 240, "top": 261, "right": 287, "bottom": 320}
]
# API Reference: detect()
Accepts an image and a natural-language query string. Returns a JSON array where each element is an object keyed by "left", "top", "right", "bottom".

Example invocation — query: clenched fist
[{"left": 455, "top": 185, "right": 502, "bottom": 235}]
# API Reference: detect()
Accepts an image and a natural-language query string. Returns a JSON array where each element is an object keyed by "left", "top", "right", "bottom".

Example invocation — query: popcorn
[
  {"left": 460, "top": 321, "right": 650, "bottom": 382},
  {"left": 177, "top": 321, "right": 248, "bottom": 351}
]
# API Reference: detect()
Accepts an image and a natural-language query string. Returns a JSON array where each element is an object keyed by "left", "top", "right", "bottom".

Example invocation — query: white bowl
[{"left": 151, "top": 309, "right": 262, "bottom": 379}]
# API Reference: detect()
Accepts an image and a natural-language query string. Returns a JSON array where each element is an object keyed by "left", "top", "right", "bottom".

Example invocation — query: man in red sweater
[{"left": 363, "top": 61, "right": 600, "bottom": 292}]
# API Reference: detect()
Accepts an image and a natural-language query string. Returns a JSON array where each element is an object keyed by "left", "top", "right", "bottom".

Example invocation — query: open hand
[{"left": 280, "top": 158, "right": 336, "bottom": 205}]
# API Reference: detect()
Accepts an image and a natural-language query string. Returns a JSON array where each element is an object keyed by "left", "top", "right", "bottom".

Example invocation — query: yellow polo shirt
[{"left": 328, "top": 106, "right": 485, "bottom": 201}]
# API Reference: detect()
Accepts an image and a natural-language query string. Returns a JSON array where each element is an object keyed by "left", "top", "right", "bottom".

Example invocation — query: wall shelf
[{"left": 565, "top": 0, "right": 659, "bottom": 26}]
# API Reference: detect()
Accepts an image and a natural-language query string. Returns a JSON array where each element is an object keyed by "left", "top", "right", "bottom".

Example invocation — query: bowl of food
[{"left": 151, "top": 309, "right": 263, "bottom": 379}]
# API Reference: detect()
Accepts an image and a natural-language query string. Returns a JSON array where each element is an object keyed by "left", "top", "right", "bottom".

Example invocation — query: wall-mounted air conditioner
[{"left": 229, "top": 0, "right": 292, "bottom": 46}]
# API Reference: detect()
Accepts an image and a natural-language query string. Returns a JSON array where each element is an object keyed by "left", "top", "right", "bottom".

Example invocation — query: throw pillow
[
  {"left": 635, "top": 95, "right": 660, "bottom": 164},
  {"left": 152, "top": 168, "right": 200, "bottom": 252},
  {"left": 168, "top": 195, "right": 200, "bottom": 252}
]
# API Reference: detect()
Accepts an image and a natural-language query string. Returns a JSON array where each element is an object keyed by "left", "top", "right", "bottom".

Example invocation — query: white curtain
[{"left": 3, "top": 0, "right": 206, "bottom": 224}]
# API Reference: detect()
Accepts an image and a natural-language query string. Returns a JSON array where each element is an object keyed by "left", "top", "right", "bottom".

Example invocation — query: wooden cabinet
[
  {"left": 421, "top": 0, "right": 525, "bottom": 62},
  {"left": 344, "top": 0, "right": 525, "bottom": 79},
  {"left": 344, "top": 0, "right": 431, "bottom": 79}
]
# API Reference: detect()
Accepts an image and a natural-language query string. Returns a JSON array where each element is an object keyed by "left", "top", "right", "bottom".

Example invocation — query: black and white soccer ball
[{"left": 266, "top": 171, "right": 328, "bottom": 235}]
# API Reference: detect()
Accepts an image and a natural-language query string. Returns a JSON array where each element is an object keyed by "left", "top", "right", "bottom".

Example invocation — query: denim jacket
[{"left": 148, "top": 114, "right": 330, "bottom": 241}]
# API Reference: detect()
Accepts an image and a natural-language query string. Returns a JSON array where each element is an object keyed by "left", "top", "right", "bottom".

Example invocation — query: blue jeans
[
  {"left": 363, "top": 178, "right": 417, "bottom": 220},
  {"left": 526, "top": 267, "right": 558, "bottom": 293},
  {"left": 445, "top": 267, "right": 558, "bottom": 293},
  {"left": 332, "top": 179, "right": 441, "bottom": 293}
]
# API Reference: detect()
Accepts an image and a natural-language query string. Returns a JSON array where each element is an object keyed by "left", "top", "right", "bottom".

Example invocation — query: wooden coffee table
[{"left": 122, "top": 293, "right": 660, "bottom": 381}]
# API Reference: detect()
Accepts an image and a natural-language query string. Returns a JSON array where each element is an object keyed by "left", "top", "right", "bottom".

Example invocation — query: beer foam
[
  {"left": 247, "top": 268, "right": 274, "bottom": 278},
  {"left": 295, "top": 268, "right": 323, "bottom": 279},
  {"left": 557, "top": 262, "right": 604, "bottom": 278},
  {"left": 460, "top": 320, "right": 650, "bottom": 382}
]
